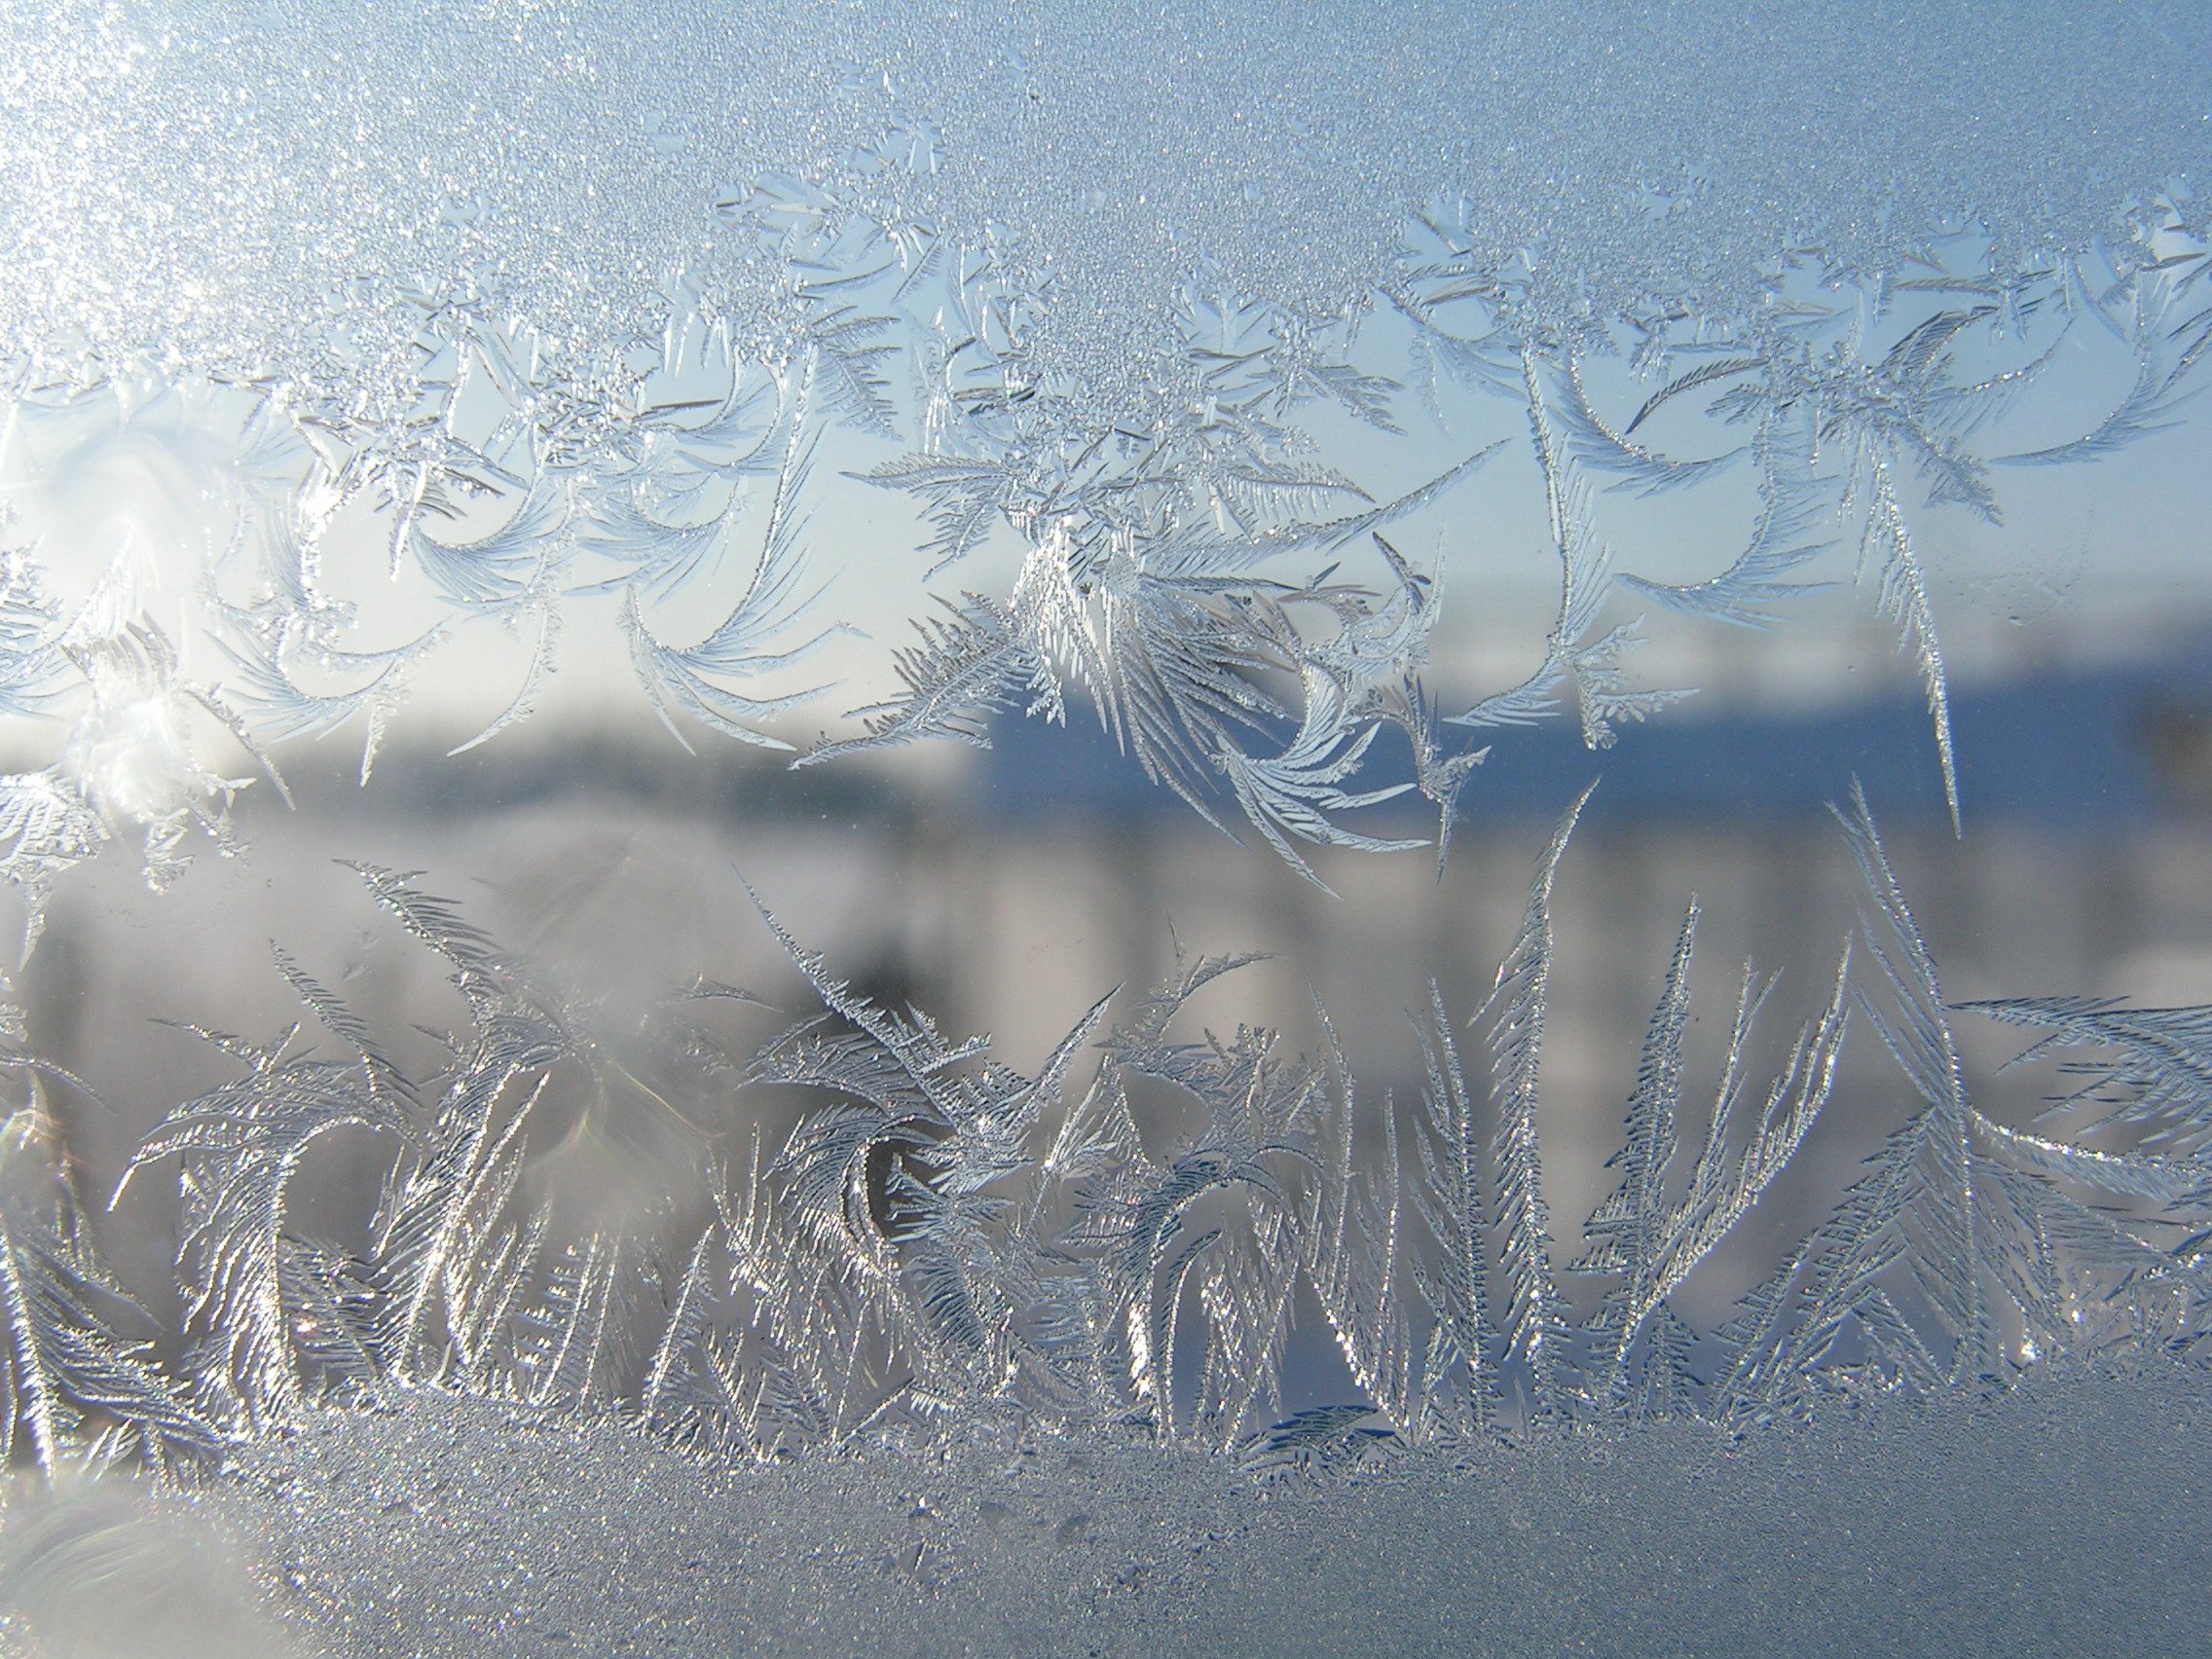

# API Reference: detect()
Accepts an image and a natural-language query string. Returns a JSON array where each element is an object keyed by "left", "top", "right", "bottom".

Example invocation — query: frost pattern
[
  {"left": 3, "top": 1075, "right": 221, "bottom": 1477},
  {"left": 4, "top": 784, "right": 2208, "bottom": 1479},
  {"left": 2, "top": 166, "right": 2204, "bottom": 936},
  {"left": 1, "top": 117, "right": 2207, "bottom": 1483}
]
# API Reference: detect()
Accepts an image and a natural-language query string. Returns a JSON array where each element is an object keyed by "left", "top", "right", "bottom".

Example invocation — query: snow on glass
[{"left": 3, "top": 22, "right": 2212, "bottom": 1490}]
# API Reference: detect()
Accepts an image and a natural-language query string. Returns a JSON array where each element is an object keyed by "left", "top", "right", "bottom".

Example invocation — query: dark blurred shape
[
  {"left": 977, "top": 637, "right": 2212, "bottom": 829},
  {"left": 2142, "top": 692, "right": 2212, "bottom": 808}
]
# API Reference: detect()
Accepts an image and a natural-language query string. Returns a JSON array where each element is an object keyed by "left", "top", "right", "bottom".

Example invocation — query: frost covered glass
[{"left": 3, "top": 2, "right": 2211, "bottom": 1653}]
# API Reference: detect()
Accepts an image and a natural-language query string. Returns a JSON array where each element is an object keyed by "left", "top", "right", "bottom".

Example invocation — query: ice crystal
[
  {"left": 3, "top": 1085, "right": 219, "bottom": 1478},
  {"left": 2, "top": 783, "right": 2203, "bottom": 1480}
]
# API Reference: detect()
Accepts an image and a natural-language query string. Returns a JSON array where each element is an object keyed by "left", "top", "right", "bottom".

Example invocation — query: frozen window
[{"left": 3, "top": 3, "right": 2211, "bottom": 1652}]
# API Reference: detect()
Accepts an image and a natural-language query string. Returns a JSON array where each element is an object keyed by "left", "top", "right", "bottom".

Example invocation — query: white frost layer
[
  {"left": 7, "top": 1362, "right": 2202, "bottom": 1657},
  {"left": 9, "top": 0, "right": 2211, "bottom": 390}
]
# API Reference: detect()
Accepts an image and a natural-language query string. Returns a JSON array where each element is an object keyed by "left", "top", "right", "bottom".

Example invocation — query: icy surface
[
  {"left": 3, "top": 1, "right": 2212, "bottom": 1651},
  {"left": 10, "top": 1, "right": 2212, "bottom": 399},
  {"left": 7, "top": 1361, "right": 2204, "bottom": 1656}
]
